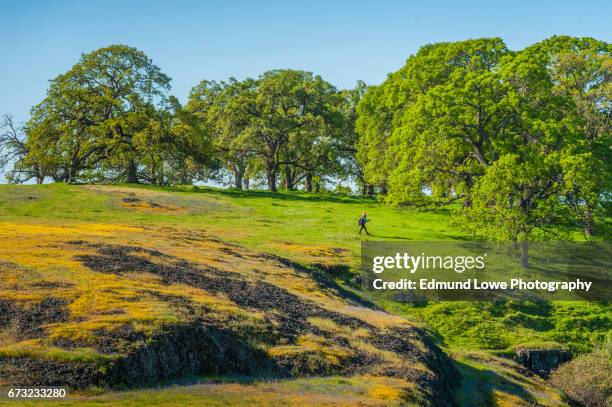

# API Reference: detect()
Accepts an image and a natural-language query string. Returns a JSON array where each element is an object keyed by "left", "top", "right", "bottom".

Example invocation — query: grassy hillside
[
  {"left": 0, "top": 183, "right": 464, "bottom": 263},
  {"left": 0, "top": 183, "right": 605, "bottom": 406}
]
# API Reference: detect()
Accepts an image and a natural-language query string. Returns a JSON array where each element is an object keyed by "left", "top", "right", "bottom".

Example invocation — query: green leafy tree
[
  {"left": 355, "top": 83, "right": 395, "bottom": 195},
  {"left": 280, "top": 79, "right": 343, "bottom": 192},
  {"left": 460, "top": 36, "right": 611, "bottom": 257},
  {"left": 23, "top": 45, "right": 174, "bottom": 183},
  {"left": 544, "top": 37, "right": 611, "bottom": 237},
  {"left": 500, "top": 36, "right": 611, "bottom": 238},
  {"left": 356, "top": 40, "right": 508, "bottom": 197},
  {"left": 463, "top": 154, "right": 570, "bottom": 265},
  {"left": 385, "top": 38, "right": 511, "bottom": 206},
  {"left": 337, "top": 81, "right": 369, "bottom": 194},
  {"left": 187, "top": 78, "right": 257, "bottom": 189},
  {"left": 239, "top": 69, "right": 341, "bottom": 192},
  {"left": 0, "top": 115, "right": 49, "bottom": 183},
  {"left": 132, "top": 97, "right": 212, "bottom": 185},
  {"left": 357, "top": 36, "right": 610, "bottom": 254},
  {"left": 187, "top": 72, "right": 359, "bottom": 192}
]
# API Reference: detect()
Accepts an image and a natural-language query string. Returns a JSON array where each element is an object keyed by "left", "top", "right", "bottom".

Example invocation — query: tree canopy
[
  {"left": 1, "top": 37, "right": 609, "bottom": 242},
  {"left": 356, "top": 36, "right": 611, "bottom": 241},
  {"left": 8, "top": 45, "right": 211, "bottom": 185},
  {"left": 186, "top": 70, "right": 361, "bottom": 192}
]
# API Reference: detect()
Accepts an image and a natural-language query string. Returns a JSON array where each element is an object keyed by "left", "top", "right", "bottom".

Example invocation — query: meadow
[{"left": 0, "top": 183, "right": 608, "bottom": 406}]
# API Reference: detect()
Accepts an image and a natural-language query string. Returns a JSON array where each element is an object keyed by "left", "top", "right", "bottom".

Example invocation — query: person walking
[{"left": 358, "top": 211, "right": 370, "bottom": 235}]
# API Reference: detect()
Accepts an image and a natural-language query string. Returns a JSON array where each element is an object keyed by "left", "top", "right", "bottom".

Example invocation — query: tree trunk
[
  {"left": 233, "top": 167, "right": 244, "bottom": 190},
  {"left": 127, "top": 160, "right": 138, "bottom": 184},
  {"left": 520, "top": 241, "right": 529, "bottom": 269},
  {"left": 243, "top": 177, "right": 250, "bottom": 190},
  {"left": 150, "top": 165, "right": 156, "bottom": 186},
  {"left": 68, "top": 154, "right": 80, "bottom": 184},
  {"left": 463, "top": 195, "right": 473, "bottom": 209},
  {"left": 584, "top": 223, "right": 594, "bottom": 238},
  {"left": 365, "top": 184, "right": 374, "bottom": 196},
  {"left": 67, "top": 166, "right": 78, "bottom": 184},
  {"left": 314, "top": 180, "right": 321, "bottom": 193},
  {"left": 36, "top": 169, "right": 44, "bottom": 184},
  {"left": 380, "top": 183, "right": 388, "bottom": 195},
  {"left": 582, "top": 203, "right": 594, "bottom": 237},
  {"left": 304, "top": 173, "right": 313, "bottom": 192},
  {"left": 266, "top": 165, "right": 277, "bottom": 192},
  {"left": 283, "top": 166, "right": 294, "bottom": 190}
]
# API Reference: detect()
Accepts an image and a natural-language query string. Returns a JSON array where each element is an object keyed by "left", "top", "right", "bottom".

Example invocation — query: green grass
[
  {"left": 0, "top": 183, "right": 608, "bottom": 356},
  {"left": 382, "top": 300, "right": 611, "bottom": 354},
  {"left": 452, "top": 350, "right": 566, "bottom": 406},
  {"left": 0, "top": 376, "right": 415, "bottom": 406},
  {"left": 0, "top": 183, "right": 608, "bottom": 406},
  {"left": 0, "top": 345, "right": 114, "bottom": 365},
  {"left": 0, "top": 183, "right": 466, "bottom": 266}
]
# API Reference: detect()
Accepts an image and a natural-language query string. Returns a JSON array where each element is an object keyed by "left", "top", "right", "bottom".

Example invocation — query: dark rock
[
  {"left": 0, "top": 356, "right": 107, "bottom": 388},
  {"left": 515, "top": 347, "right": 572, "bottom": 377},
  {"left": 0, "top": 241, "right": 461, "bottom": 405},
  {"left": 0, "top": 297, "right": 69, "bottom": 339},
  {"left": 108, "top": 322, "right": 275, "bottom": 387}
]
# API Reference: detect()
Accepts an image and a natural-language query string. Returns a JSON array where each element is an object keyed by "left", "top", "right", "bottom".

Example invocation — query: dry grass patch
[
  {"left": 308, "top": 317, "right": 370, "bottom": 338},
  {"left": 273, "top": 241, "right": 351, "bottom": 262},
  {"left": 268, "top": 334, "right": 353, "bottom": 374},
  {"left": 119, "top": 198, "right": 188, "bottom": 214}
]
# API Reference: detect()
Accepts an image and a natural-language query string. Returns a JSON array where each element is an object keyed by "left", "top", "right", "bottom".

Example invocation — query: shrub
[
  {"left": 550, "top": 343, "right": 611, "bottom": 407},
  {"left": 333, "top": 185, "right": 353, "bottom": 196}
]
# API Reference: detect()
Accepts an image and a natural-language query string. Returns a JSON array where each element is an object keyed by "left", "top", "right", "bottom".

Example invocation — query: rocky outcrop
[
  {"left": 515, "top": 347, "right": 572, "bottom": 377},
  {"left": 0, "top": 298, "right": 69, "bottom": 339},
  {"left": 109, "top": 322, "right": 273, "bottom": 387},
  {"left": 0, "top": 241, "right": 461, "bottom": 406},
  {"left": 0, "top": 356, "right": 106, "bottom": 388}
]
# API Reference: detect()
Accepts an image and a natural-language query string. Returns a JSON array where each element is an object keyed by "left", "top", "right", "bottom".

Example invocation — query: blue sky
[{"left": 1, "top": 0, "right": 610, "bottom": 125}]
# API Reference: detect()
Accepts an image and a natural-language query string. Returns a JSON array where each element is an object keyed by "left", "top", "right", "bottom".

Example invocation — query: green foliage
[
  {"left": 186, "top": 78, "right": 256, "bottom": 188},
  {"left": 461, "top": 154, "right": 572, "bottom": 244},
  {"left": 390, "top": 38, "right": 509, "bottom": 205},
  {"left": 384, "top": 300, "right": 610, "bottom": 354},
  {"left": 333, "top": 185, "right": 353, "bottom": 196},
  {"left": 357, "top": 38, "right": 510, "bottom": 198},
  {"left": 356, "top": 35, "right": 611, "bottom": 241},
  {"left": 335, "top": 81, "right": 368, "bottom": 187},
  {"left": 355, "top": 84, "right": 393, "bottom": 192},
  {"left": 550, "top": 343, "right": 612, "bottom": 407},
  {"left": 8, "top": 45, "right": 211, "bottom": 185},
  {"left": 187, "top": 70, "right": 358, "bottom": 192}
]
